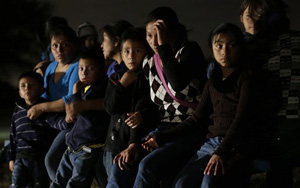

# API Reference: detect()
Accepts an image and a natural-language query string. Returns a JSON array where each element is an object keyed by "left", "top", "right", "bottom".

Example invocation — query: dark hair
[
  {"left": 45, "top": 16, "right": 69, "bottom": 39},
  {"left": 79, "top": 48, "right": 105, "bottom": 69},
  {"left": 208, "top": 23, "right": 245, "bottom": 49},
  {"left": 50, "top": 26, "right": 79, "bottom": 45},
  {"left": 145, "top": 6, "right": 188, "bottom": 43},
  {"left": 120, "top": 27, "right": 151, "bottom": 52},
  {"left": 239, "top": 0, "right": 290, "bottom": 35},
  {"left": 18, "top": 71, "right": 44, "bottom": 88},
  {"left": 100, "top": 20, "right": 133, "bottom": 46}
]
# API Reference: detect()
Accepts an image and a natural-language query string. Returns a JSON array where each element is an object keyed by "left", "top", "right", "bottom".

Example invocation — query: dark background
[{"left": 0, "top": 0, "right": 299, "bottom": 141}]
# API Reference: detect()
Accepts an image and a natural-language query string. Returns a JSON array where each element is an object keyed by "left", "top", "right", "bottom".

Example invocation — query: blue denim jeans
[
  {"left": 106, "top": 162, "right": 138, "bottom": 188},
  {"left": 103, "top": 151, "right": 114, "bottom": 178},
  {"left": 133, "top": 124, "right": 201, "bottom": 188},
  {"left": 174, "top": 137, "right": 252, "bottom": 188},
  {"left": 11, "top": 158, "right": 49, "bottom": 188},
  {"left": 50, "top": 147, "right": 100, "bottom": 188},
  {"left": 45, "top": 129, "right": 68, "bottom": 181},
  {"left": 94, "top": 150, "right": 107, "bottom": 187}
]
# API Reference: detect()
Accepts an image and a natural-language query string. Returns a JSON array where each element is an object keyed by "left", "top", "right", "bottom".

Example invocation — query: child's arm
[
  {"left": 113, "top": 143, "right": 142, "bottom": 170},
  {"left": 104, "top": 74, "right": 133, "bottom": 115},
  {"left": 214, "top": 75, "right": 252, "bottom": 157},
  {"left": 119, "top": 70, "right": 138, "bottom": 88},
  {"left": 9, "top": 160, "right": 14, "bottom": 172},
  {"left": 7, "top": 113, "right": 17, "bottom": 169},
  {"left": 65, "top": 99, "right": 105, "bottom": 123},
  {"left": 46, "top": 113, "right": 72, "bottom": 130}
]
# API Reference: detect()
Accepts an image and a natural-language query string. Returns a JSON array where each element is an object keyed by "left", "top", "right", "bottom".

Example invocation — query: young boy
[
  {"left": 47, "top": 48, "right": 110, "bottom": 188},
  {"left": 104, "top": 27, "right": 158, "bottom": 188},
  {"left": 7, "top": 71, "right": 56, "bottom": 188}
]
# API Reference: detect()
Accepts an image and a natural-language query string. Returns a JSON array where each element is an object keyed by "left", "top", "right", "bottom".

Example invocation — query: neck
[
  {"left": 25, "top": 99, "right": 37, "bottom": 107},
  {"left": 113, "top": 53, "right": 122, "bottom": 64},
  {"left": 221, "top": 67, "right": 235, "bottom": 79}
]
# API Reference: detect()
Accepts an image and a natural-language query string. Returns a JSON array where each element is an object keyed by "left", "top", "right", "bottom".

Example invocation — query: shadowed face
[
  {"left": 146, "top": 21, "right": 159, "bottom": 54},
  {"left": 19, "top": 77, "right": 43, "bottom": 105},
  {"left": 101, "top": 32, "right": 117, "bottom": 59},
  {"left": 121, "top": 40, "right": 147, "bottom": 71},
  {"left": 240, "top": 6, "right": 257, "bottom": 35},
  {"left": 51, "top": 34, "right": 78, "bottom": 64},
  {"left": 212, "top": 33, "right": 240, "bottom": 68},
  {"left": 78, "top": 58, "right": 100, "bottom": 85}
]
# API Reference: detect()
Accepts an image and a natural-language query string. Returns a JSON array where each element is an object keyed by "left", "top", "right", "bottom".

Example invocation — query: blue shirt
[
  {"left": 106, "top": 61, "right": 127, "bottom": 78},
  {"left": 42, "top": 59, "right": 79, "bottom": 103}
]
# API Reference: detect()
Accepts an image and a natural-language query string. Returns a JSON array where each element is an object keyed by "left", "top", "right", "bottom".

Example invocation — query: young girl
[
  {"left": 133, "top": 6, "right": 207, "bottom": 187},
  {"left": 104, "top": 27, "right": 158, "bottom": 188},
  {"left": 143, "top": 23, "right": 254, "bottom": 188},
  {"left": 101, "top": 20, "right": 133, "bottom": 78}
]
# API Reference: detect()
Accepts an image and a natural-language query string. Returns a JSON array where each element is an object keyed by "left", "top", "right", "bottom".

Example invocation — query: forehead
[
  {"left": 146, "top": 21, "right": 156, "bottom": 31},
  {"left": 19, "top": 77, "right": 39, "bottom": 85},
  {"left": 51, "top": 34, "right": 71, "bottom": 42},
  {"left": 122, "top": 39, "right": 145, "bottom": 49},
  {"left": 79, "top": 58, "right": 98, "bottom": 66},
  {"left": 213, "top": 33, "right": 234, "bottom": 43}
]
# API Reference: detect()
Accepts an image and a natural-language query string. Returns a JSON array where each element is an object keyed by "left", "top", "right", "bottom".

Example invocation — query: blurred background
[{"left": 0, "top": 0, "right": 299, "bottom": 186}]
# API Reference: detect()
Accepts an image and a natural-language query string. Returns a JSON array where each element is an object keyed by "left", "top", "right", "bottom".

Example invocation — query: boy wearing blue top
[
  {"left": 7, "top": 72, "right": 56, "bottom": 188},
  {"left": 48, "top": 49, "right": 110, "bottom": 188}
]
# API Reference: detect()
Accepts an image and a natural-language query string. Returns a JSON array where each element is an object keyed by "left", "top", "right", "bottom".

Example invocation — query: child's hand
[
  {"left": 27, "top": 104, "right": 44, "bottom": 120},
  {"left": 73, "top": 80, "right": 85, "bottom": 94},
  {"left": 153, "top": 19, "right": 169, "bottom": 46},
  {"left": 204, "top": 154, "right": 225, "bottom": 176},
  {"left": 119, "top": 70, "right": 138, "bottom": 88},
  {"left": 65, "top": 102, "right": 79, "bottom": 123},
  {"left": 142, "top": 134, "right": 158, "bottom": 152},
  {"left": 9, "top": 160, "right": 14, "bottom": 172},
  {"left": 125, "top": 112, "right": 143, "bottom": 129},
  {"left": 113, "top": 143, "right": 140, "bottom": 170}
]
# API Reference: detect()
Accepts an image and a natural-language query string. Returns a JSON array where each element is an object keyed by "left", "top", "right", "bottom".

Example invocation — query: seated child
[
  {"left": 47, "top": 49, "right": 110, "bottom": 188},
  {"left": 103, "top": 27, "right": 158, "bottom": 188},
  {"left": 7, "top": 71, "right": 56, "bottom": 188}
]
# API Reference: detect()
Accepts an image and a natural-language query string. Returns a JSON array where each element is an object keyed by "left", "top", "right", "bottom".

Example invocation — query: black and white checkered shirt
[{"left": 143, "top": 43, "right": 205, "bottom": 123}]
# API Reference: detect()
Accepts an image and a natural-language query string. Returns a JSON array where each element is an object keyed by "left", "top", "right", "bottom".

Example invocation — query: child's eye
[
  {"left": 52, "top": 44, "right": 58, "bottom": 48},
  {"left": 79, "top": 67, "right": 84, "bottom": 71},
  {"left": 62, "top": 43, "right": 69, "bottom": 47},
  {"left": 123, "top": 50, "right": 130, "bottom": 55},
  {"left": 216, "top": 44, "right": 223, "bottom": 49}
]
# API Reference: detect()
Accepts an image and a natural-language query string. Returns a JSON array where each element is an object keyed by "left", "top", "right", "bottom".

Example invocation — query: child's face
[
  {"left": 146, "top": 21, "right": 159, "bottom": 54},
  {"left": 101, "top": 32, "right": 116, "bottom": 59},
  {"left": 78, "top": 58, "right": 100, "bottom": 85},
  {"left": 19, "top": 77, "right": 43, "bottom": 105},
  {"left": 121, "top": 39, "right": 147, "bottom": 71},
  {"left": 51, "top": 34, "right": 78, "bottom": 64},
  {"left": 212, "top": 33, "right": 240, "bottom": 68},
  {"left": 240, "top": 6, "right": 256, "bottom": 35}
]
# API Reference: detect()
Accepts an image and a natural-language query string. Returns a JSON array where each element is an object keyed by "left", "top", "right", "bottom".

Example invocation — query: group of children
[{"left": 7, "top": 0, "right": 300, "bottom": 188}]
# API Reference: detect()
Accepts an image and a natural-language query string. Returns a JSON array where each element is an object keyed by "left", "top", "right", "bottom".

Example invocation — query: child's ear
[{"left": 240, "top": 15, "right": 244, "bottom": 24}]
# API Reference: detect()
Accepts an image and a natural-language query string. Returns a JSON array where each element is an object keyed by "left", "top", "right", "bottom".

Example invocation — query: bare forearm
[{"left": 40, "top": 99, "right": 65, "bottom": 113}]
